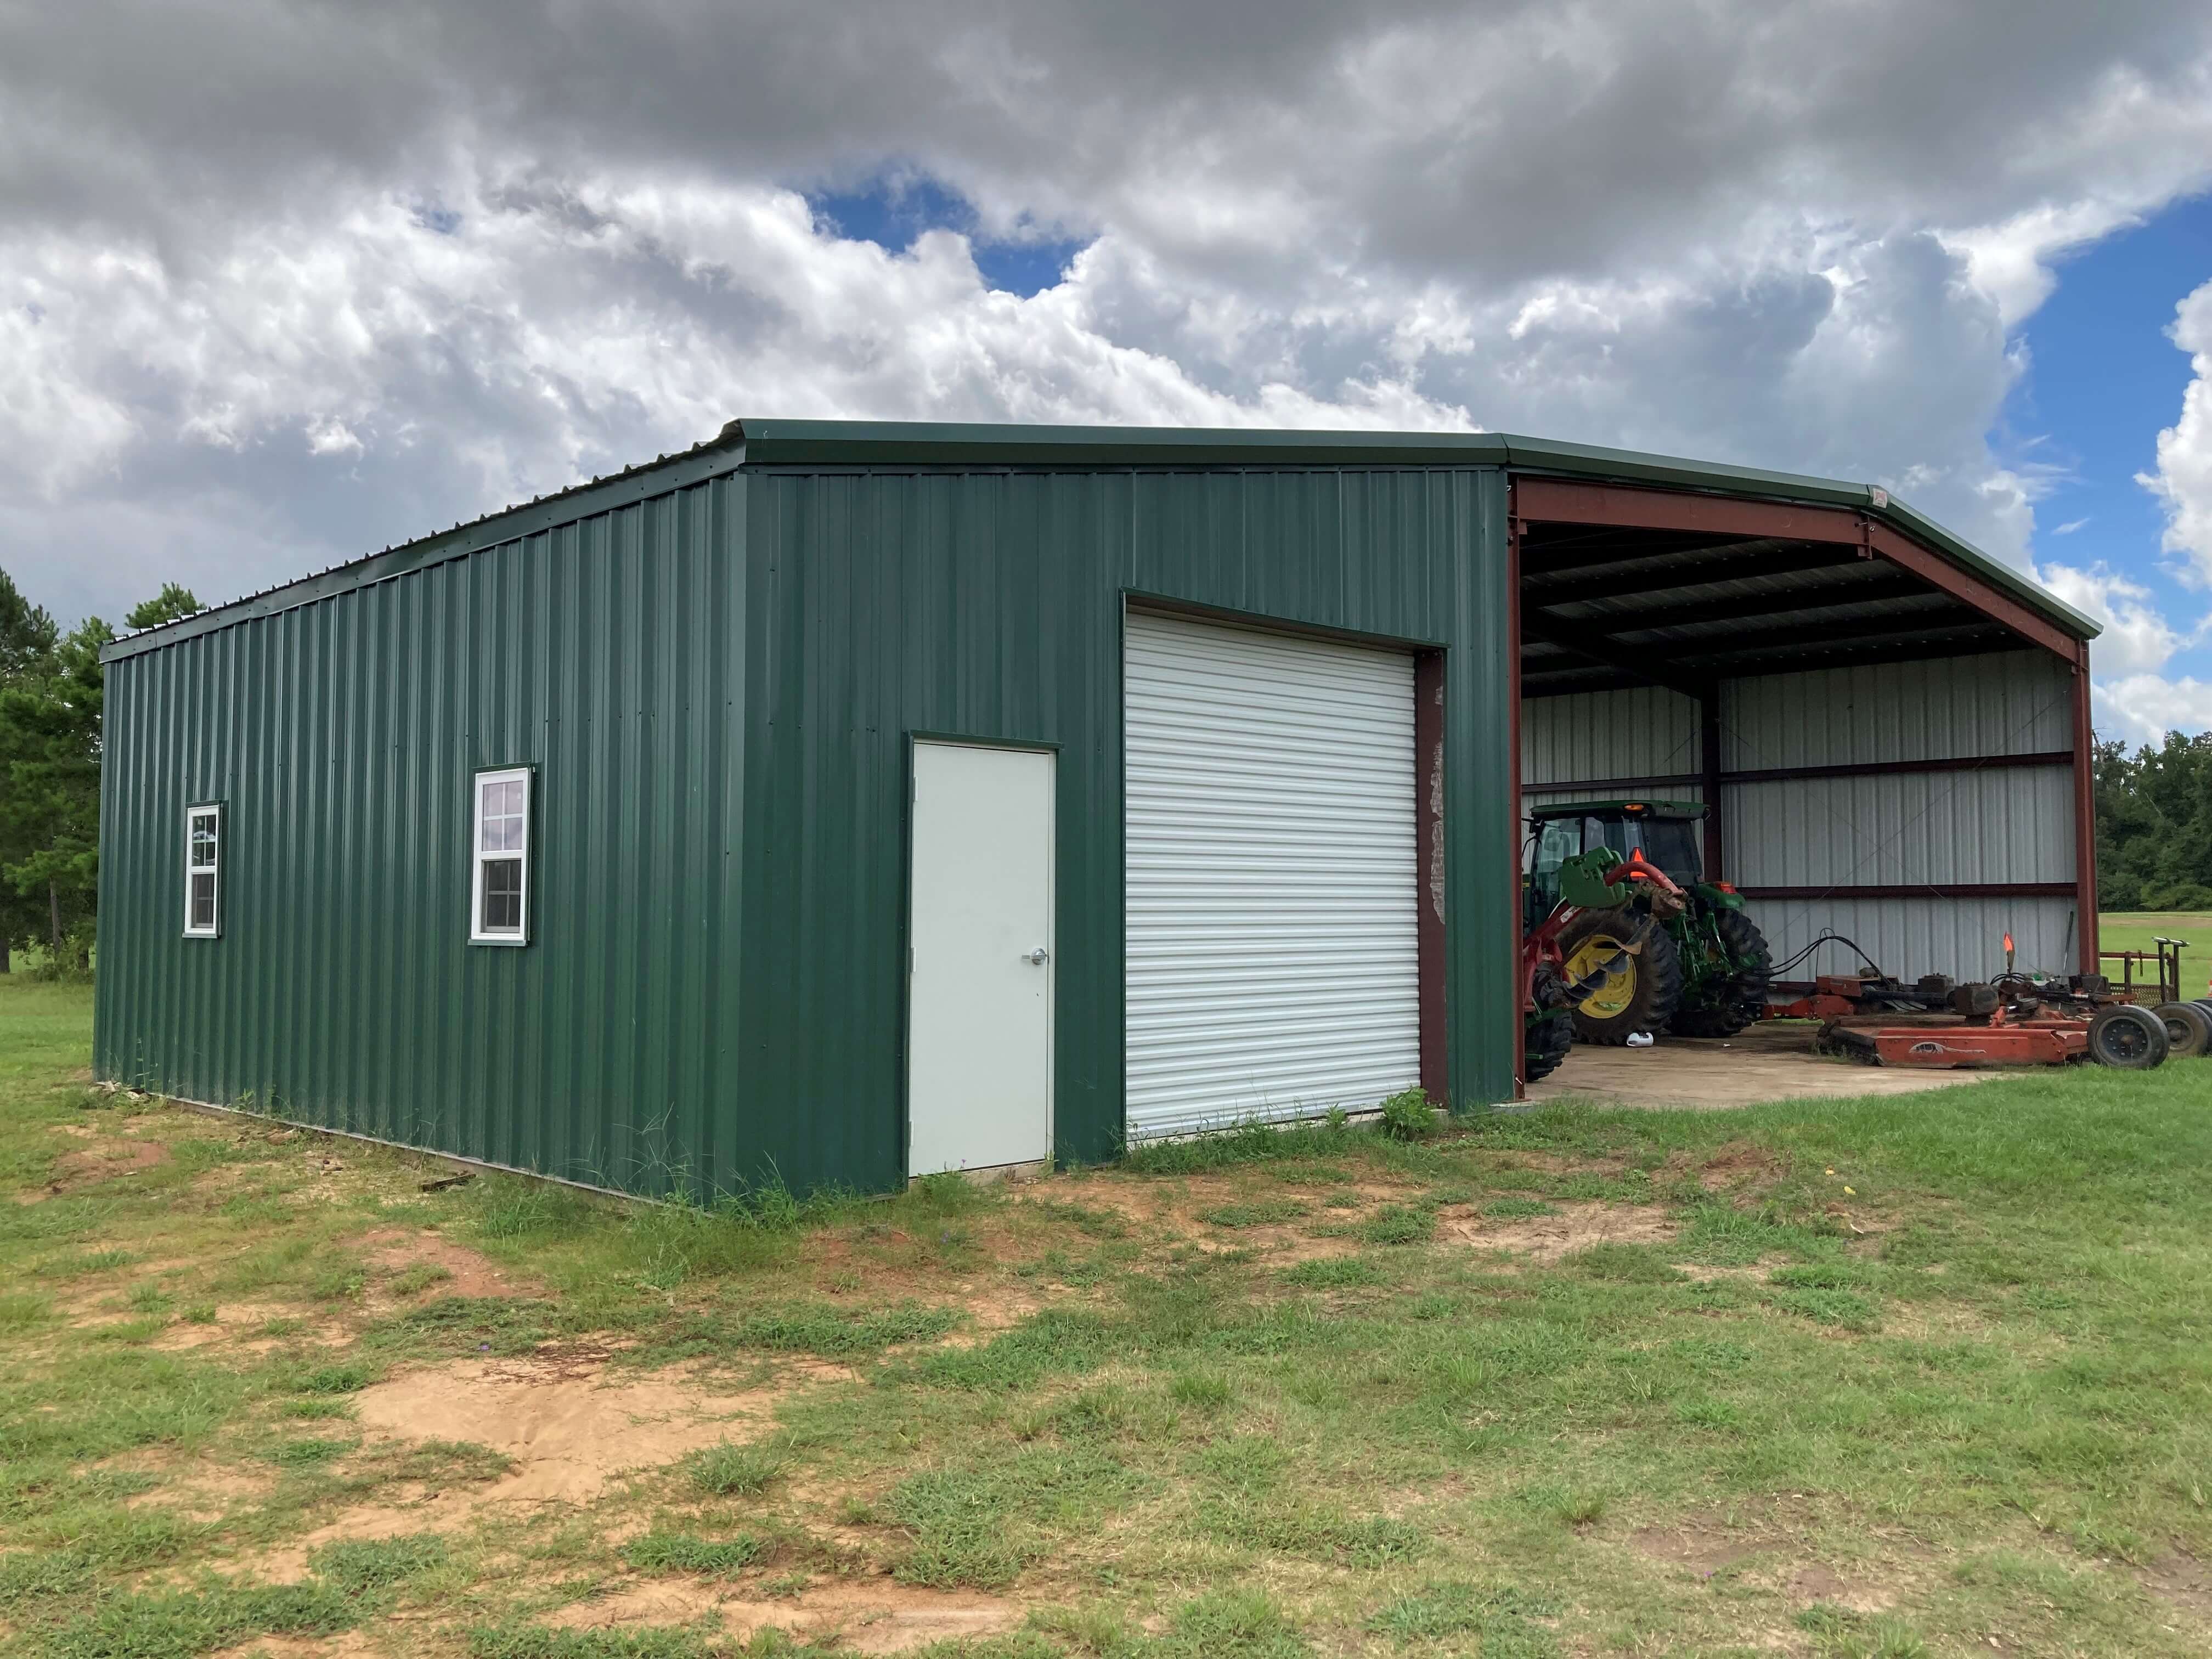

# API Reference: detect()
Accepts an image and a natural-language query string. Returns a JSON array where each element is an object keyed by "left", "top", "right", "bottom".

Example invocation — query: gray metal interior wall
[
  {"left": 1517, "top": 650, "right": 2080, "bottom": 983},
  {"left": 1521, "top": 685, "right": 1701, "bottom": 787},
  {"left": 1719, "top": 650, "right": 2079, "bottom": 980}
]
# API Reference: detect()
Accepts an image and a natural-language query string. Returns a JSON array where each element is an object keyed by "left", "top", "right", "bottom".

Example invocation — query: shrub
[{"left": 1376, "top": 1089, "right": 1436, "bottom": 1142}]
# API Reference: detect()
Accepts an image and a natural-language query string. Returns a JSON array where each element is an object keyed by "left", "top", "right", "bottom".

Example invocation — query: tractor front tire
[
  {"left": 1558, "top": 913, "right": 1685, "bottom": 1045},
  {"left": 1672, "top": 909, "right": 1775, "bottom": 1038},
  {"left": 1525, "top": 1008, "right": 1576, "bottom": 1082}
]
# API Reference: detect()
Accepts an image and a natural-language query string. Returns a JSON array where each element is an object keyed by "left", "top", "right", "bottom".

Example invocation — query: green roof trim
[{"left": 104, "top": 416, "right": 2096, "bottom": 663}]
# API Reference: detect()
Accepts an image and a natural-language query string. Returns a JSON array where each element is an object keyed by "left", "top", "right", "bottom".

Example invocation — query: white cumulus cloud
[{"left": 2140, "top": 278, "right": 2212, "bottom": 586}]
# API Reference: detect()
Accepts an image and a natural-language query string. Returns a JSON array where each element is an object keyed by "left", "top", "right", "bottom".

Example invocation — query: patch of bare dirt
[
  {"left": 1690, "top": 1142, "right": 1785, "bottom": 1191},
  {"left": 210, "top": 1632, "right": 380, "bottom": 1657},
  {"left": 1775, "top": 1562, "right": 1893, "bottom": 1613},
  {"left": 149, "top": 1299, "right": 356, "bottom": 1354},
  {"left": 114, "top": 1457, "right": 276, "bottom": 1523},
  {"left": 1443, "top": 1200, "right": 1676, "bottom": 1262},
  {"left": 243, "top": 1356, "right": 830, "bottom": 1583},
  {"left": 1632, "top": 1525, "right": 1766, "bottom": 1574},
  {"left": 347, "top": 1355, "right": 782, "bottom": 1504},
  {"left": 358, "top": 1227, "right": 528, "bottom": 1301},
  {"left": 19, "top": 1138, "right": 169, "bottom": 1202},
  {"left": 545, "top": 1578, "right": 1019, "bottom": 1654},
  {"left": 2139, "top": 1553, "right": 2212, "bottom": 1619}
]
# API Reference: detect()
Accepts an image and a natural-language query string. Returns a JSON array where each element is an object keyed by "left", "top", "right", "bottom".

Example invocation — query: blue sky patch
[
  {"left": 2006, "top": 190, "right": 2212, "bottom": 684},
  {"left": 808, "top": 172, "right": 1087, "bottom": 298}
]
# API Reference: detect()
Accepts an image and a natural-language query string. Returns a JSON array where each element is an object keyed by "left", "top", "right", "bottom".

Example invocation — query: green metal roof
[{"left": 104, "top": 417, "right": 2098, "bottom": 662}]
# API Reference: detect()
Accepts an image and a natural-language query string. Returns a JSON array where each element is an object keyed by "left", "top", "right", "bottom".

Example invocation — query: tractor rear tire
[
  {"left": 1671, "top": 909, "right": 1775, "bottom": 1038},
  {"left": 2087, "top": 1004, "right": 2169, "bottom": 1069},
  {"left": 1558, "top": 912, "right": 1685, "bottom": 1046},
  {"left": 2152, "top": 1001, "right": 2212, "bottom": 1059}
]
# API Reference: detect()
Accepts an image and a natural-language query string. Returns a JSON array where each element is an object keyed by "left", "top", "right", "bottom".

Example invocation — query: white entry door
[{"left": 907, "top": 741, "right": 1056, "bottom": 1176}]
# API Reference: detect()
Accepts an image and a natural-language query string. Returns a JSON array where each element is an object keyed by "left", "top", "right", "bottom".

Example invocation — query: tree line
[
  {"left": 2094, "top": 730, "right": 2212, "bottom": 912},
  {"left": 0, "top": 567, "right": 201, "bottom": 975}
]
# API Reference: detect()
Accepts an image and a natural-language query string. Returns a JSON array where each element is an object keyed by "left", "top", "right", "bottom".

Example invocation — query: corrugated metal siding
[
  {"left": 737, "top": 466, "right": 1520, "bottom": 1169},
  {"left": 1521, "top": 686, "right": 1701, "bottom": 787},
  {"left": 1719, "top": 651, "right": 2080, "bottom": 981},
  {"left": 1124, "top": 613, "right": 1418, "bottom": 1137},
  {"left": 96, "top": 481, "right": 753, "bottom": 1195},
  {"left": 1719, "top": 651, "right": 2073, "bottom": 767},
  {"left": 1754, "top": 898, "right": 2079, "bottom": 984},
  {"left": 99, "top": 463, "right": 1520, "bottom": 1197}
]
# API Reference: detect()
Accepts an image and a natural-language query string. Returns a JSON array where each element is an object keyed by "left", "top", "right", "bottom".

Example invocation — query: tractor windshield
[{"left": 1584, "top": 815, "right": 1704, "bottom": 887}]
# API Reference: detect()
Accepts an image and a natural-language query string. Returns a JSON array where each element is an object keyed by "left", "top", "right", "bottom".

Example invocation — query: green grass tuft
[
  {"left": 619, "top": 1529, "right": 764, "bottom": 1576},
  {"left": 311, "top": 1532, "right": 448, "bottom": 1592},
  {"left": 1357, "top": 1205, "right": 1435, "bottom": 1246},
  {"left": 1279, "top": 1255, "right": 1387, "bottom": 1289},
  {"left": 684, "top": 1439, "right": 787, "bottom": 1496}
]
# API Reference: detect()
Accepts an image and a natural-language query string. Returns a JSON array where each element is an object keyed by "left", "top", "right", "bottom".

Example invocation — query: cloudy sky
[{"left": 7, "top": 1, "right": 2212, "bottom": 741}]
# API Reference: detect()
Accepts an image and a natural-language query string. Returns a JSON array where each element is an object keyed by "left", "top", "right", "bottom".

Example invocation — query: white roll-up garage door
[{"left": 1124, "top": 610, "right": 1419, "bottom": 1139}]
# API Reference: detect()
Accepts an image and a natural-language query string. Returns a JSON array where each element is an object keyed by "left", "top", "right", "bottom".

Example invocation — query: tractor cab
[{"left": 1523, "top": 800, "right": 1709, "bottom": 935}]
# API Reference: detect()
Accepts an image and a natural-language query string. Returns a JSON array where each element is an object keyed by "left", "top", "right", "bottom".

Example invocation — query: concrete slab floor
[{"left": 1526, "top": 1019, "right": 1995, "bottom": 1111}]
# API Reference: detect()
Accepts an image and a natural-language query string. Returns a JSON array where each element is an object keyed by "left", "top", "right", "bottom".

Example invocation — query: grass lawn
[
  {"left": 3, "top": 967, "right": 2210, "bottom": 1657},
  {"left": 2094, "top": 914, "right": 2210, "bottom": 1003}
]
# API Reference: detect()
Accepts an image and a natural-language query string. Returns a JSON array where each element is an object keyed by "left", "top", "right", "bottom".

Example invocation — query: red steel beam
[
  {"left": 1513, "top": 477, "right": 2082, "bottom": 664},
  {"left": 1863, "top": 523, "right": 2079, "bottom": 662},
  {"left": 1525, "top": 751, "right": 2074, "bottom": 797},
  {"left": 1514, "top": 478, "right": 1867, "bottom": 544},
  {"left": 1735, "top": 883, "right": 2076, "bottom": 901}
]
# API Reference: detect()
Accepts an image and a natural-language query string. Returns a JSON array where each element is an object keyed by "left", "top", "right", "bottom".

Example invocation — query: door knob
[{"left": 1024, "top": 947, "right": 1048, "bottom": 964}]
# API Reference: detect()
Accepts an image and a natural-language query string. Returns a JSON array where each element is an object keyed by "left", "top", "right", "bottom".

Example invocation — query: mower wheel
[
  {"left": 2152, "top": 1001, "right": 2212, "bottom": 1059},
  {"left": 1558, "top": 912, "right": 1685, "bottom": 1045},
  {"left": 2087, "top": 1004, "right": 2170, "bottom": 1070}
]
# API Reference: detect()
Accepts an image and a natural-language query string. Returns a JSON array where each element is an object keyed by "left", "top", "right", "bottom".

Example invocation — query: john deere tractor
[{"left": 1523, "top": 800, "right": 1774, "bottom": 1043}]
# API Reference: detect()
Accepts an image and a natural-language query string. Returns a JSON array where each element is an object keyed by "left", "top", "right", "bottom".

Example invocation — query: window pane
[
  {"left": 481, "top": 856, "right": 522, "bottom": 933},
  {"left": 190, "top": 872, "right": 216, "bottom": 928},
  {"left": 190, "top": 816, "right": 217, "bottom": 866},
  {"left": 479, "top": 779, "right": 526, "bottom": 851}
]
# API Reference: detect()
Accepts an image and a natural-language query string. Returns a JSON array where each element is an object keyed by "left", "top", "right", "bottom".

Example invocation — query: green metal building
[{"left": 95, "top": 420, "right": 2099, "bottom": 1198}]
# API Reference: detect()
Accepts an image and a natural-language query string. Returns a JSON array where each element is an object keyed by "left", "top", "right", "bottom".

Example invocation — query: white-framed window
[
  {"left": 470, "top": 766, "right": 532, "bottom": 945},
  {"left": 183, "top": 803, "right": 222, "bottom": 938}
]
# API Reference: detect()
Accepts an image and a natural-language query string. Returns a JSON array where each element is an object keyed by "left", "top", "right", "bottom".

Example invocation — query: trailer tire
[
  {"left": 1672, "top": 910, "right": 1774, "bottom": 1037},
  {"left": 2087, "top": 1004, "right": 2169, "bottom": 1070},
  {"left": 2152, "top": 1001, "right": 2212, "bottom": 1059},
  {"left": 1559, "top": 913, "right": 1684, "bottom": 1045}
]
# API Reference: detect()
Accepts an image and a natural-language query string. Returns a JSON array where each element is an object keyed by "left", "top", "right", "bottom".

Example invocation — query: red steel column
[
  {"left": 1700, "top": 687, "right": 1724, "bottom": 881},
  {"left": 1414, "top": 651, "right": 1447, "bottom": 1103}
]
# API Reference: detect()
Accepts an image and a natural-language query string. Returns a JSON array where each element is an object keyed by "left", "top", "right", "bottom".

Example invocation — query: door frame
[{"left": 900, "top": 731, "right": 1062, "bottom": 1180}]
